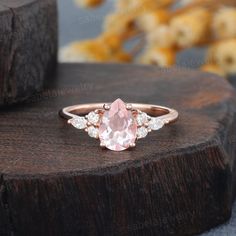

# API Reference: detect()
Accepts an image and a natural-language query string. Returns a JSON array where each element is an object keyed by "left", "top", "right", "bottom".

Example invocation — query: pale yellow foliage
[
  {"left": 170, "top": 8, "right": 212, "bottom": 47},
  {"left": 74, "top": 0, "right": 103, "bottom": 8},
  {"left": 115, "top": 0, "right": 174, "bottom": 14},
  {"left": 201, "top": 63, "right": 226, "bottom": 77},
  {"left": 212, "top": 7, "right": 236, "bottom": 38},
  {"left": 214, "top": 39, "right": 236, "bottom": 74},
  {"left": 146, "top": 25, "right": 175, "bottom": 48},
  {"left": 103, "top": 13, "right": 136, "bottom": 38},
  {"left": 136, "top": 10, "right": 170, "bottom": 32},
  {"left": 139, "top": 47, "right": 176, "bottom": 67},
  {"left": 59, "top": 40, "right": 110, "bottom": 62},
  {"left": 65, "top": 0, "right": 236, "bottom": 76}
]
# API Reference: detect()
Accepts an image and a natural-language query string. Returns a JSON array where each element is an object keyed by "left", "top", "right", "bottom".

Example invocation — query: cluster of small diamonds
[
  {"left": 69, "top": 111, "right": 100, "bottom": 138},
  {"left": 135, "top": 110, "right": 165, "bottom": 139},
  {"left": 69, "top": 107, "right": 165, "bottom": 141}
]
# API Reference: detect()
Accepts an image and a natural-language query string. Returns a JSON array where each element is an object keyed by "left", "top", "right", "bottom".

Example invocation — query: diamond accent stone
[
  {"left": 87, "top": 112, "right": 100, "bottom": 125},
  {"left": 148, "top": 118, "right": 164, "bottom": 130},
  {"left": 87, "top": 126, "right": 99, "bottom": 138},
  {"left": 137, "top": 127, "right": 148, "bottom": 139},
  {"left": 136, "top": 112, "right": 148, "bottom": 126},
  {"left": 70, "top": 117, "right": 87, "bottom": 129},
  {"left": 99, "top": 98, "right": 137, "bottom": 151}
]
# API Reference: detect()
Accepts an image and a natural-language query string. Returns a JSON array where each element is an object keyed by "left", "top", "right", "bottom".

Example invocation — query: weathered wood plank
[{"left": 0, "top": 0, "right": 58, "bottom": 106}]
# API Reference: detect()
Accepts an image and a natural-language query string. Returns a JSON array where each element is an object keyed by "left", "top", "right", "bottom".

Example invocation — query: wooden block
[
  {"left": 0, "top": 63, "right": 236, "bottom": 236},
  {"left": 0, "top": 0, "right": 58, "bottom": 106}
]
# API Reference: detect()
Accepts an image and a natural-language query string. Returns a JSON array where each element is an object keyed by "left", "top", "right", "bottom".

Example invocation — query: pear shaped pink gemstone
[{"left": 99, "top": 99, "right": 137, "bottom": 151}]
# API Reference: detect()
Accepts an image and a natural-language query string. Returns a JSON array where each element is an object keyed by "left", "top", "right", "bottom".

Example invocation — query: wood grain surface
[
  {"left": 0, "top": 0, "right": 58, "bottom": 106},
  {"left": 0, "top": 63, "right": 236, "bottom": 236}
]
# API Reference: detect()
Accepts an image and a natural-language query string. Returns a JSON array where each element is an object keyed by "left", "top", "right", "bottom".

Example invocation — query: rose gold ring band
[
  {"left": 59, "top": 99, "right": 178, "bottom": 151},
  {"left": 60, "top": 103, "right": 178, "bottom": 124}
]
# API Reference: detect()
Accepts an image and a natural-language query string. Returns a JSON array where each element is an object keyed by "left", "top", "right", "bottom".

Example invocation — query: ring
[{"left": 60, "top": 98, "right": 178, "bottom": 151}]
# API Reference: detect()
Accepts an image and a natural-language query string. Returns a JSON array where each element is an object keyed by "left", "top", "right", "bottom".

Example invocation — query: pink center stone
[{"left": 99, "top": 98, "right": 137, "bottom": 151}]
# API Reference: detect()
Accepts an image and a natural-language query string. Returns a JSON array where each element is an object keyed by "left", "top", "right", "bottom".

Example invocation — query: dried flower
[
  {"left": 201, "top": 63, "right": 226, "bottom": 77},
  {"left": 98, "top": 33, "right": 122, "bottom": 53},
  {"left": 115, "top": 0, "right": 174, "bottom": 13},
  {"left": 112, "top": 51, "right": 132, "bottom": 63},
  {"left": 146, "top": 24, "right": 175, "bottom": 48},
  {"left": 170, "top": 8, "right": 212, "bottom": 48},
  {"left": 59, "top": 40, "right": 110, "bottom": 63},
  {"left": 103, "top": 13, "right": 136, "bottom": 38},
  {"left": 206, "top": 43, "right": 219, "bottom": 64},
  {"left": 74, "top": 0, "right": 104, "bottom": 8},
  {"left": 214, "top": 39, "right": 236, "bottom": 74},
  {"left": 212, "top": 7, "right": 236, "bottom": 38},
  {"left": 63, "top": 0, "right": 236, "bottom": 76},
  {"left": 139, "top": 47, "right": 176, "bottom": 66},
  {"left": 136, "top": 10, "right": 170, "bottom": 32}
]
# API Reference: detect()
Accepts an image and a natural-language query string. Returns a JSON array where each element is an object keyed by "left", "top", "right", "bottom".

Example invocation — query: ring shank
[{"left": 60, "top": 103, "right": 178, "bottom": 124}]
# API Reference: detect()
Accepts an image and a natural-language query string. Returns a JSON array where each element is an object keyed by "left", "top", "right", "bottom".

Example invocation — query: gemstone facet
[
  {"left": 136, "top": 112, "right": 148, "bottom": 126},
  {"left": 70, "top": 117, "right": 87, "bottom": 129},
  {"left": 99, "top": 99, "right": 137, "bottom": 151},
  {"left": 87, "top": 111, "right": 100, "bottom": 125},
  {"left": 148, "top": 118, "right": 164, "bottom": 130},
  {"left": 88, "top": 126, "right": 99, "bottom": 138},
  {"left": 137, "top": 127, "right": 148, "bottom": 139}
]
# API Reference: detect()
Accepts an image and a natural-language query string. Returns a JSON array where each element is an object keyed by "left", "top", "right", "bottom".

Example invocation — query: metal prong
[
  {"left": 85, "top": 128, "right": 88, "bottom": 132},
  {"left": 138, "top": 110, "right": 142, "bottom": 114},
  {"left": 100, "top": 142, "right": 106, "bottom": 147},
  {"left": 96, "top": 109, "right": 104, "bottom": 115},
  {"left": 68, "top": 119, "right": 72, "bottom": 124},
  {"left": 87, "top": 122, "right": 92, "bottom": 126},
  {"left": 126, "top": 103, "right": 132, "bottom": 110},
  {"left": 103, "top": 104, "right": 110, "bottom": 110},
  {"left": 129, "top": 143, "right": 136, "bottom": 148}
]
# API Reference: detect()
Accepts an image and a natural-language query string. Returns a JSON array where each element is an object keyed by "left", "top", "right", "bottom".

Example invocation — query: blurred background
[{"left": 58, "top": 0, "right": 236, "bottom": 79}]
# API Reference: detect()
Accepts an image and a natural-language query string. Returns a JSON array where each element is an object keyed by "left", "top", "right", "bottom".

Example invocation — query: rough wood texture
[
  {"left": 0, "top": 0, "right": 57, "bottom": 106},
  {"left": 0, "top": 63, "right": 236, "bottom": 236}
]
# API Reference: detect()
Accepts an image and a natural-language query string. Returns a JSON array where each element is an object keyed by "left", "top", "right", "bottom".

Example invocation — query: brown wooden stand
[
  {"left": 0, "top": 0, "right": 57, "bottom": 106},
  {"left": 0, "top": 64, "right": 236, "bottom": 236}
]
